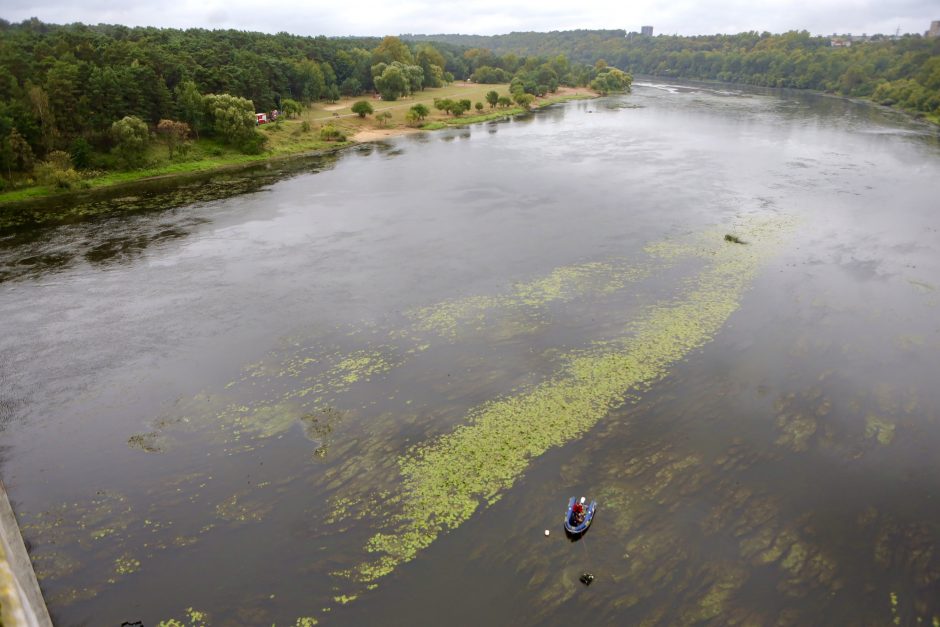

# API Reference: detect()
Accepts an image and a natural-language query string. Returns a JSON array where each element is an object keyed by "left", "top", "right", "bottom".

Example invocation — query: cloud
[{"left": 2, "top": 0, "right": 936, "bottom": 36}]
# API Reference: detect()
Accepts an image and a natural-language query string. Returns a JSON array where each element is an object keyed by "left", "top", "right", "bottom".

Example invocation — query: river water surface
[{"left": 2, "top": 82, "right": 940, "bottom": 626}]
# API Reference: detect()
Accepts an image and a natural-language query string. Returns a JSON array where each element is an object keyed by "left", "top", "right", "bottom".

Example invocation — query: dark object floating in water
[
  {"left": 724, "top": 234, "right": 747, "bottom": 244},
  {"left": 565, "top": 496, "right": 597, "bottom": 536},
  {"left": 579, "top": 573, "right": 595, "bottom": 586}
]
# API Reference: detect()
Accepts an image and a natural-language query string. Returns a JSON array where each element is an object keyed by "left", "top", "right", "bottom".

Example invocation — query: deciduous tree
[
  {"left": 376, "top": 111, "right": 392, "bottom": 127},
  {"left": 409, "top": 103, "right": 429, "bottom": 120},
  {"left": 280, "top": 98, "right": 302, "bottom": 119},
  {"left": 485, "top": 90, "right": 499, "bottom": 108},
  {"left": 175, "top": 81, "right": 205, "bottom": 138},
  {"left": 340, "top": 77, "right": 362, "bottom": 97},
  {"left": 111, "top": 115, "right": 150, "bottom": 167},
  {"left": 374, "top": 65, "right": 408, "bottom": 101},
  {"left": 156, "top": 119, "right": 191, "bottom": 158},
  {"left": 513, "top": 92, "right": 535, "bottom": 109},
  {"left": 27, "top": 84, "right": 54, "bottom": 152},
  {"left": 372, "top": 36, "right": 414, "bottom": 66},
  {"left": 351, "top": 100, "right": 374, "bottom": 117},
  {"left": 3, "top": 128, "right": 34, "bottom": 177},
  {"left": 203, "top": 93, "right": 256, "bottom": 145}
]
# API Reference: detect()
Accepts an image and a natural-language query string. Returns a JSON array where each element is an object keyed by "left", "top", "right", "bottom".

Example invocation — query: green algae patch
[
  {"left": 908, "top": 279, "right": 935, "bottom": 292},
  {"left": 128, "top": 431, "right": 167, "bottom": 453},
  {"left": 156, "top": 607, "right": 210, "bottom": 627},
  {"left": 141, "top": 243, "right": 697, "bottom": 455},
  {"left": 113, "top": 554, "right": 140, "bottom": 575},
  {"left": 407, "top": 259, "right": 653, "bottom": 339},
  {"left": 215, "top": 489, "right": 274, "bottom": 524},
  {"left": 679, "top": 564, "right": 748, "bottom": 623},
  {"left": 22, "top": 491, "right": 132, "bottom": 549},
  {"left": 330, "top": 351, "right": 395, "bottom": 385},
  {"left": 865, "top": 414, "right": 896, "bottom": 445},
  {"left": 775, "top": 412, "right": 817, "bottom": 452},
  {"left": 232, "top": 402, "right": 304, "bottom": 439},
  {"left": 343, "top": 215, "right": 795, "bottom": 585},
  {"left": 110, "top": 553, "right": 141, "bottom": 582},
  {"left": 896, "top": 334, "right": 926, "bottom": 351}
]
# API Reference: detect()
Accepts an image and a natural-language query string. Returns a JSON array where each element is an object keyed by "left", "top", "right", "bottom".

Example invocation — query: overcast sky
[{"left": 2, "top": 0, "right": 937, "bottom": 38}]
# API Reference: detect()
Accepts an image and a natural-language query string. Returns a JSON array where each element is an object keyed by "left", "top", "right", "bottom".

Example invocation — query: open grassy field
[
  {"left": 303, "top": 82, "right": 514, "bottom": 121},
  {"left": 267, "top": 81, "right": 530, "bottom": 142}
]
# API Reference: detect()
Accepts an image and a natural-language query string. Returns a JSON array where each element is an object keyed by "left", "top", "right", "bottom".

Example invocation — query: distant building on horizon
[
  {"left": 830, "top": 32, "right": 878, "bottom": 46},
  {"left": 928, "top": 21, "right": 940, "bottom": 37},
  {"left": 641, "top": 25, "right": 653, "bottom": 36}
]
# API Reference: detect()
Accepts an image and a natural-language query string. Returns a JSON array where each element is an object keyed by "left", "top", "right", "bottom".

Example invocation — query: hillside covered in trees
[{"left": 408, "top": 30, "right": 940, "bottom": 117}]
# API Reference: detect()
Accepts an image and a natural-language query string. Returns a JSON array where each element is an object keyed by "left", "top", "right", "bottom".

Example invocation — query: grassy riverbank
[{"left": 0, "top": 84, "right": 596, "bottom": 207}]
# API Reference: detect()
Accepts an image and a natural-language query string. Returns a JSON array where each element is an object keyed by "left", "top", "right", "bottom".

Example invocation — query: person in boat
[{"left": 571, "top": 501, "right": 585, "bottom": 525}]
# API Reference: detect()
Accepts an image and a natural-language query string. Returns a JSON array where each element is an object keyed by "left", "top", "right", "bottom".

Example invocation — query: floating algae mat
[
  {"left": 405, "top": 258, "right": 654, "bottom": 339},
  {"left": 336, "top": 215, "right": 796, "bottom": 588},
  {"left": 128, "top": 243, "right": 701, "bottom": 452}
]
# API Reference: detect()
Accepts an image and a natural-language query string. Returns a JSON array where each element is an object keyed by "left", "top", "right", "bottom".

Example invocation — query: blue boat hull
[{"left": 564, "top": 496, "right": 596, "bottom": 535}]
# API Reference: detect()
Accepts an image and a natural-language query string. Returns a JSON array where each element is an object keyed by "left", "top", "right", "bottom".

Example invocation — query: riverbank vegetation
[
  {"left": 0, "top": 21, "right": 621, "bottom": 203},
  {"left": 0, "top": 81, "right": 595, "bottom": 205},
  {"left": 409, "top": 30, "right": 940, "bottom": 122}
]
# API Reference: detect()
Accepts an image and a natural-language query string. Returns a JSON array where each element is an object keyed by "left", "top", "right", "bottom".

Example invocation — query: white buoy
[
  {"left": 544, "top": 529, "right": 550, "bottom": 536},
  {"left": 580, "top": 497, "right": 586, "bottom": 504}
]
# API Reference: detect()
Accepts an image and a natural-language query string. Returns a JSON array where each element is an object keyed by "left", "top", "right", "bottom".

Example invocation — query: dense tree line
[
  {"left": 409, "top": 30, "right": 940, "bottom": 115},
  {"left": 0, "top": 20, "right": 478, "bottom": 181},
  {"left": 465, "top": 48, "right": 629, "bottom": 97}
]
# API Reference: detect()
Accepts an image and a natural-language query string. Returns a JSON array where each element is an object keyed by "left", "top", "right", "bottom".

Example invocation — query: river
[{"left": 1, "top": 81, "right": 939, "bottom": 626}]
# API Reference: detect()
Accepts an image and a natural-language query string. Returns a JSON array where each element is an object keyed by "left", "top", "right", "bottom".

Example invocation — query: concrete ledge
[{"left": 0, "top": 481, "right": 52, "bottom": 627}]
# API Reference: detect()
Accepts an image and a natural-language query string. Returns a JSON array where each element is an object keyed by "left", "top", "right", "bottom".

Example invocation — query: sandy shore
[
  {"left": 350, "top": 87, "right": 596, "bottom": 144},
  {"left": 352, "top": 127, "right": 422, "bottom": 142}
]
